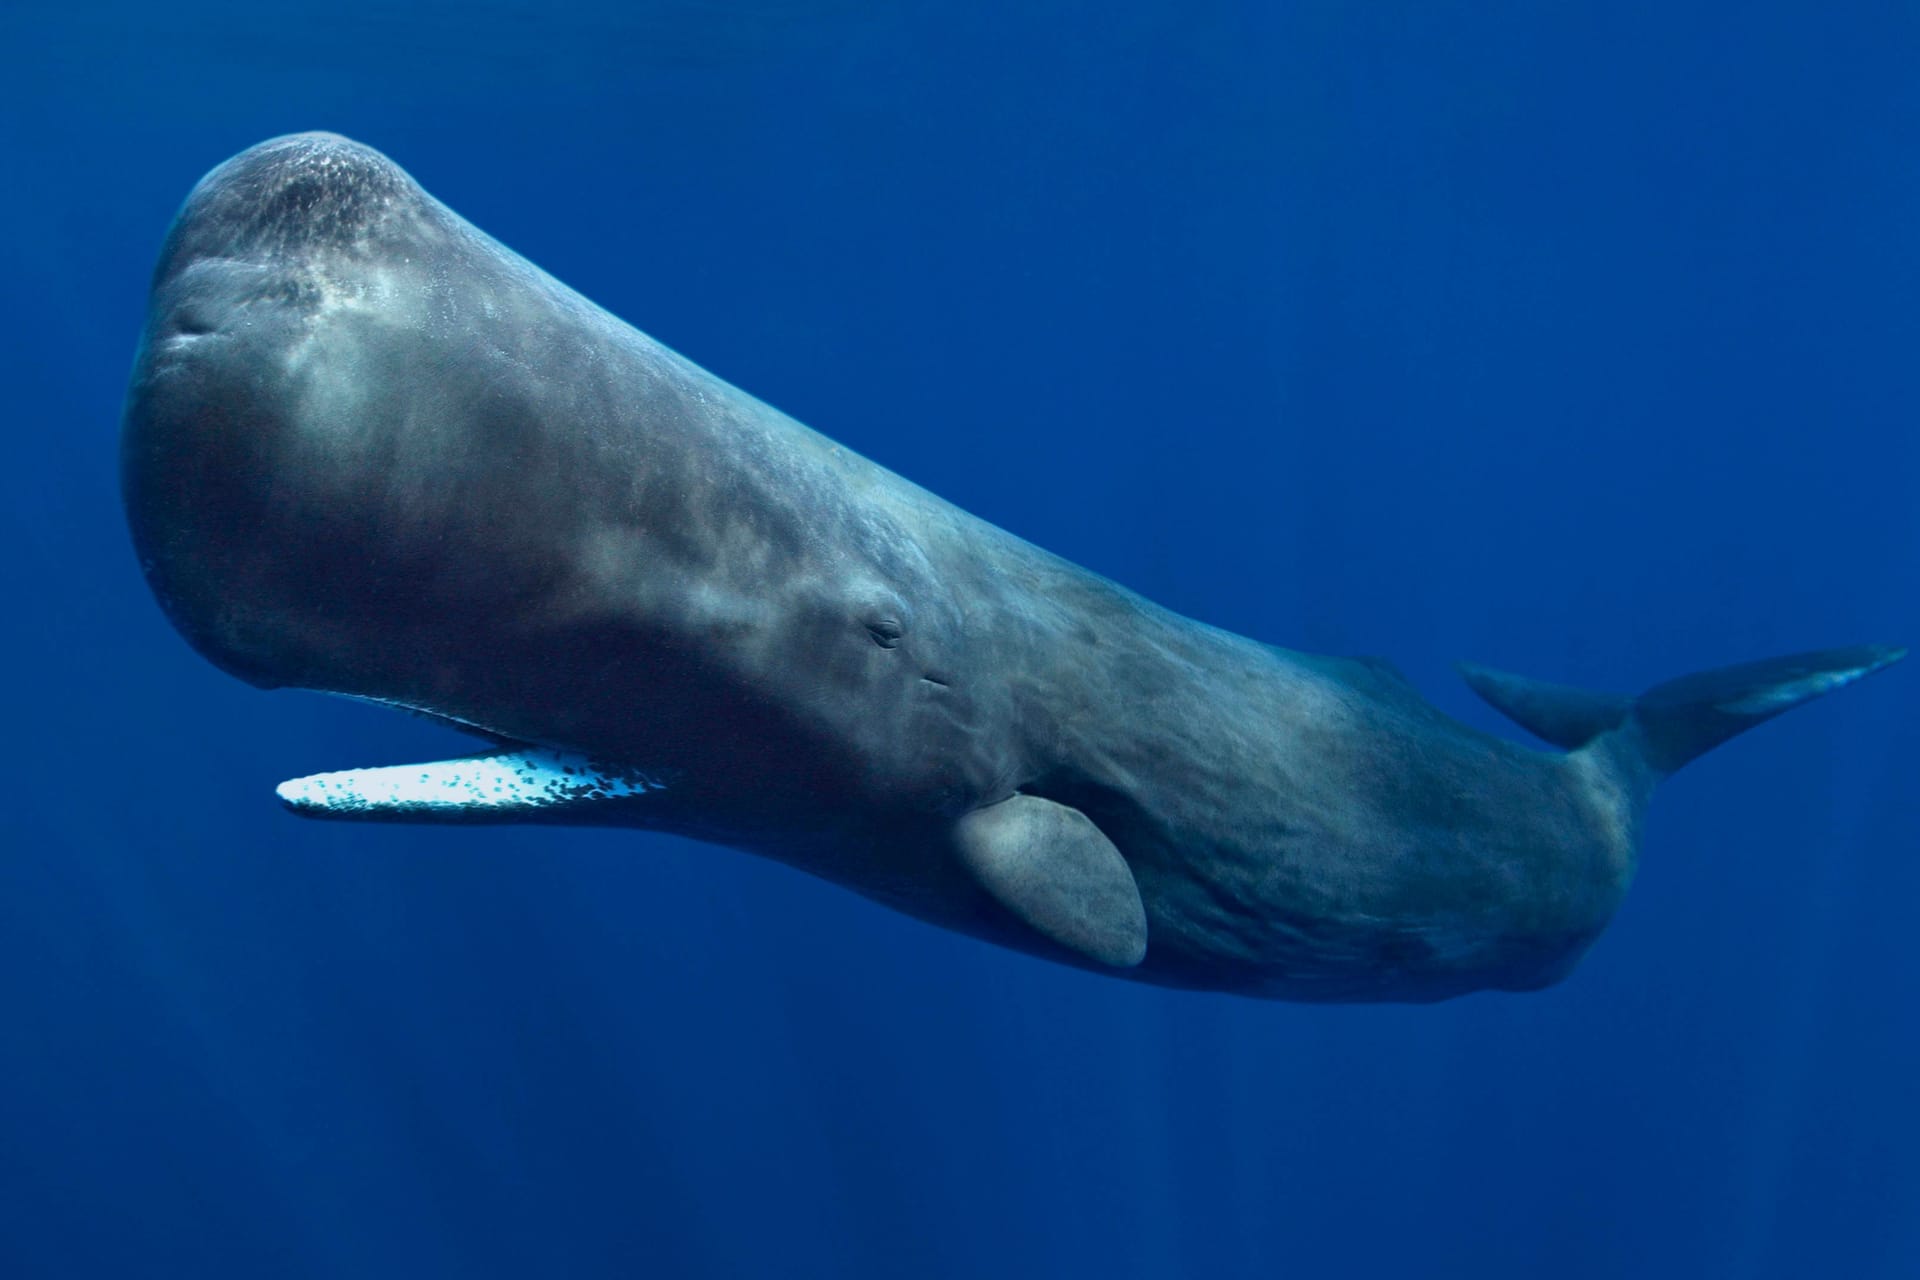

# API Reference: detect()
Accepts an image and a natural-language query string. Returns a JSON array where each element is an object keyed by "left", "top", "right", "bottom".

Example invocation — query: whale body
[{"left": 122, "top": 134, "right": 1904, "bottom": 1001}]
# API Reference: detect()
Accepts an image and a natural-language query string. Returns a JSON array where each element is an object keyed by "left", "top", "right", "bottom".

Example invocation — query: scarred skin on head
[{"left": 122, "top": 134, "right": 1904, "bottom": 1001}]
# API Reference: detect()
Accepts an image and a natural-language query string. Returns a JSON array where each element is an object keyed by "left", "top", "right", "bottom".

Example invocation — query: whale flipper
[
  {"left": 954, "top": 795, "right": 1149, "bottom": 968},
  {"left": 275, "top": 749, "right": 667, "bottom": 822}
]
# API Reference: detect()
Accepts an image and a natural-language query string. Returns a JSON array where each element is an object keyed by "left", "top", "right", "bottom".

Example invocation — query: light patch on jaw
[{"left": 276, "top": 748, "right": 665, "bottom": 819}]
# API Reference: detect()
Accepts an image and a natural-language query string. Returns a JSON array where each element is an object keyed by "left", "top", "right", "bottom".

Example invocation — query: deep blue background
[{"left": 3, "top": 3, "right": 1915, "bottom": 1276}]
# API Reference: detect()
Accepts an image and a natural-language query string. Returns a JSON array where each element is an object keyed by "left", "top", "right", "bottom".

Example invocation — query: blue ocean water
[{"left": 3, "top": 2, "right": 1915, "bottom": 1275}]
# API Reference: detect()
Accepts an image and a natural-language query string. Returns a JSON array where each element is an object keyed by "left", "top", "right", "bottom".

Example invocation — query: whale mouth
[
  {"left": 276, "top": 748, "right": 667, "bottom": 822},
  {"left": 274, "top": 695, "right": 668, "bottom": 823}
]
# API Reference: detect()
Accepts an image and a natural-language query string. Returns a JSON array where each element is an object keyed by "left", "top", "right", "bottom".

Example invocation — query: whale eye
[{"left": 866, "top": 618, "right": 903, "bottom": 649}]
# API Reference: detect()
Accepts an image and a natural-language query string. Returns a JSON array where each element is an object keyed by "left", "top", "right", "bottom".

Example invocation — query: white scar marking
[{"left": 1715, "top": 665, "right": 1877, "bottom": 716}]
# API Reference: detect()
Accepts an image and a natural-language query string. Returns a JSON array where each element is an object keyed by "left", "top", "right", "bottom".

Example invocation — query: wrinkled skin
[{"left": 121, "top": 135, "right": 1761, "bottom": 1001}]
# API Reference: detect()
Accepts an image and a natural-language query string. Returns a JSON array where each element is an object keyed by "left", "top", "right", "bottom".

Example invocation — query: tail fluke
[
  {"left": 1456, "top": 665, "right": 1631, "bottom": 751},
  {"left": 1462, "top": 645, "right": 1906, "bottom": 776},
  {"left": 1629, "top": 645, "right": 1906, "bottom": 774}
]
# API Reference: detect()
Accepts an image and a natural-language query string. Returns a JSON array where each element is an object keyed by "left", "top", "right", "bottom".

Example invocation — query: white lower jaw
[{"left": 276, "top": 747, "right": 666, "bottom": 821}]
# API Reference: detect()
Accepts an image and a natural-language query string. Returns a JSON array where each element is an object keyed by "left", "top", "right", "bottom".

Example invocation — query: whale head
[{"left": 122, "top": 134, "right": 611, "bottom": 732}]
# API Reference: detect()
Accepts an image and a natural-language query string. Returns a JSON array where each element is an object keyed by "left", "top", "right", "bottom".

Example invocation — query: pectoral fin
[{"left": 954, "top": 795, "right": 1148, "bottom": 968}]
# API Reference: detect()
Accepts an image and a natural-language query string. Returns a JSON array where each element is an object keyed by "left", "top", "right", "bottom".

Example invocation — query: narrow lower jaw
[{"left": 276, "top": 747, "right": 668, "bottom": 823}]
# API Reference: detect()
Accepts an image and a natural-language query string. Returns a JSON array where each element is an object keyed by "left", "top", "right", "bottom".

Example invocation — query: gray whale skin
[{"left": 122, "top": 134, "right": 1905, "bottom": 1002}]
